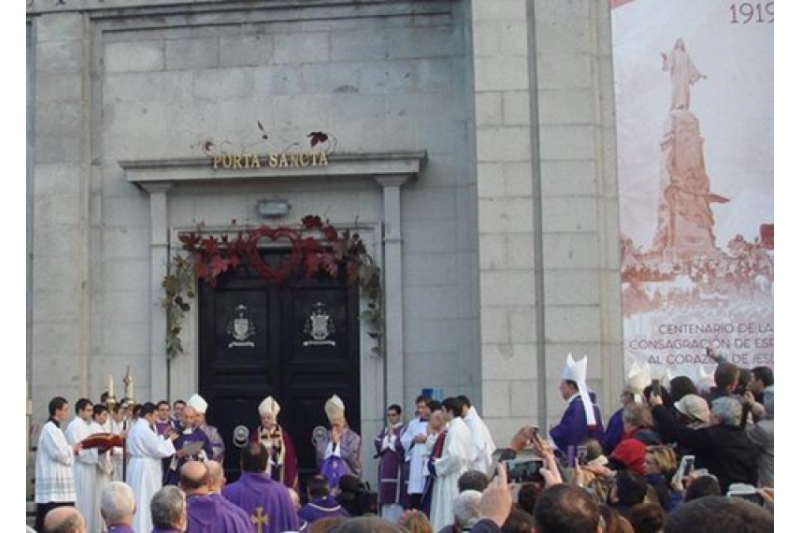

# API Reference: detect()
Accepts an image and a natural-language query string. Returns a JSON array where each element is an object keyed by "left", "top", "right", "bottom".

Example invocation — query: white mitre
[
  {"left": 187, "top": 393, "right": 208, "bottom": 415},
  {"left": 561, "top": 353, "right": 597, "bottom": 427},
  {"left": 324, "top": 394, "right": 346, "bottom": 423},
  {"left": 625, "top": 362, "right": 651, "bottom": 402},
  {"left": 258, "top": 396, "right": 281, "bottom": 419}
]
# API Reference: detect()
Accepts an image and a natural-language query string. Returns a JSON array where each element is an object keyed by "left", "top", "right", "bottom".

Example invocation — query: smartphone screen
[
  {"left": 576, "top": 445, "right": 588, "bottom": 465},
  {"left": 681, "top": 456, "right": 695, "bottom": 477}
]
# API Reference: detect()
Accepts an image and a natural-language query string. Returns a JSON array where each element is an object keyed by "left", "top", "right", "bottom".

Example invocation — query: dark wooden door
[{"left": 198, "top": 256, "right": 361, "bottom": 485}]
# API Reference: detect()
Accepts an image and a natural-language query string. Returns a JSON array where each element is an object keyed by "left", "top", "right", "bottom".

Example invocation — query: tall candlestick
[{"left": 108, "top": 374, "right": 114, "bottom": 397}]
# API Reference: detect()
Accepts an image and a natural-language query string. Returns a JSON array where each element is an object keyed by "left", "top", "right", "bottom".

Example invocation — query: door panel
[{"left": 198, "top": 261, "right": 360, "bottom": 486}]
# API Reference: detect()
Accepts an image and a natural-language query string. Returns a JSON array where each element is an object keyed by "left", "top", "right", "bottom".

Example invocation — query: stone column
[
  {"left": 375, "top": 175, "right": 410, "bottom": 408},
  {"left": 142, "top": 183, "right": 171, "bottom": 400}
]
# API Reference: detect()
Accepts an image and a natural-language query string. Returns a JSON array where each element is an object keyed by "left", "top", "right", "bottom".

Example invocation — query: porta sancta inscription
[{"left": 211, "top": 151, "right": 330, "bottom": 170}]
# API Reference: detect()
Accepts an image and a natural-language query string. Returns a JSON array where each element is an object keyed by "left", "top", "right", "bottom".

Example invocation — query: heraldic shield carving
[
  {"left": 227, "top": 304, "right": 256, "bottom": 348},
  {"left": 303, "top": 301, "right": 336, "bottom": 347}
]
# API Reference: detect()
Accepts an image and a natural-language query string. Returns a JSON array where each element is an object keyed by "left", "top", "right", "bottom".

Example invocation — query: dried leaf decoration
[{"left": 162, "top": 216, "right": 385, "bottom": 359}]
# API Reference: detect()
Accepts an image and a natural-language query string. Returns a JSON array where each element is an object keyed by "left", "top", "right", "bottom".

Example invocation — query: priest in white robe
[
  {"left": 126, "top": 402, "right": 177, "bottom": 533},
  {"left": 430, "top": 397, "right": 472, "bottom": 532},
  {"left": 458, "top": 395, "right": 496, "bottom": 474},
  {"left": 103, "top": 405, "right": 127, "bottom": 481},
  {"left": 65, "top": 398, "right": 103, "bottom": 533},
  {"left": 400, "top": 395, "right": 431, "bottom": 509},
  {"left": 91, "top": 405, "right": 116, "bottom": 533}
]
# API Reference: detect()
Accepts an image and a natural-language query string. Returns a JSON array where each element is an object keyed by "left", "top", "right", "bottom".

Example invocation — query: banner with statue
[{"left": 610, "top": 0, "right": 774, "bottom": 380}]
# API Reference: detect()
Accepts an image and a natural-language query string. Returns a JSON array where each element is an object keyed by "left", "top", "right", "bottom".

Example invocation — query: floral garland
[{"left": 161, "top": 215, "right": 383, "bottom": 359}]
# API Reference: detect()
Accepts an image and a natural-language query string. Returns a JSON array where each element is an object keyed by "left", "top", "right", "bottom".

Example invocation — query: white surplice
[
  {"left": 463, "top": 406, "right": 496, "bottom": 474},
  {"left": 35, "top": 419, "right": 76, "bottom": 504},
  {"left": 90, "top": 421, "right": 115, "bottom": 533},
  {"left": 102, "top": 418, "right": 125, "bottom": 481},
  {"left": 125, "top": 418, "right": 176, "bottom": 533},
  {"left": 430, "top": 417, "right": 471, "bottom": 532},
  {"left": 400, "top": 416, "right": 429, "bottom": 495},
  {"left": 65, "top": 417, "right": 102, "bottom": 533}
]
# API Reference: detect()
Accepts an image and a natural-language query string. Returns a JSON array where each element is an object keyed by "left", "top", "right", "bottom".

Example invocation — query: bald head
[
  {"left": 44, "top": 507, "right": 86, "bottom": 533},
  {"left": 206, "top": 460, "right": 226, "bottom": 492},
  {"left": 179, "top": 461, "right": 210, "bottom": 495}
]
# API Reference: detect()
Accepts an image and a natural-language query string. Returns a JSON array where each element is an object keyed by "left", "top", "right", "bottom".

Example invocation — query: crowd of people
[{"left": 31, "top": 353, "right": 774, "bottom": 532}]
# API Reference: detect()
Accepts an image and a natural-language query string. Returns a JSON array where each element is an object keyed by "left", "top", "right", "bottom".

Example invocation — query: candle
[{"left": 108, "top": 374, "right": 114, "bottom": 397}]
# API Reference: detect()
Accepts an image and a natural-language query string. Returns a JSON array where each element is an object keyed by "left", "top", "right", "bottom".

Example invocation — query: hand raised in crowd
[
  {"left": 481, "top": 462, "right": 513, "bottom": 526},
  {"left": 529, "top": 429, "right": 554, "bottom": 460},
  {"left": 572, "top": 463, "right": 596, "bottom": 489},
  {"left": 582, "top": 463, "right": 613, "bottom": 478},
  {"left": 509, "top": 426, "right": 537, "bottom": 452},
  {"left": 758, "top": 488, "right": 774, "bottom": 511},
  {"left": 671, "top": 468, "right": 702, "bottom": 492}
]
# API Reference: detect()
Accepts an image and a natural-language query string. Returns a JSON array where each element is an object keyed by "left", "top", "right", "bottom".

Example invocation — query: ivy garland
[{"left": 161, "top": 215, "right": 383, "bottom": 359}]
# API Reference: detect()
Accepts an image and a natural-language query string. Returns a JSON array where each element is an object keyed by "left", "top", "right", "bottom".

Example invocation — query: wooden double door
[{"left": 198, "top": 260, "right": 361, "bottom": 484}]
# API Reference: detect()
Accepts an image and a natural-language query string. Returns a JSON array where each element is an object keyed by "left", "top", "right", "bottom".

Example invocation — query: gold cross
[{"left": 251, "top": 506, "right": 269, "bottom": 533}]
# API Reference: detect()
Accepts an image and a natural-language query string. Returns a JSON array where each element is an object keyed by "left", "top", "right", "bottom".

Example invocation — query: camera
[{"left": 503, "top": 458, "right": 545, "bottom": 484}]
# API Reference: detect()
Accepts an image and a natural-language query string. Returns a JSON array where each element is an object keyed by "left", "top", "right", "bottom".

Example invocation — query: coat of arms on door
[
  {"left": 303, "top": 302, "right": 336, "bottom": 347},
  {"left": 227, "top": 304, "right": 256, "bottom": 348}
]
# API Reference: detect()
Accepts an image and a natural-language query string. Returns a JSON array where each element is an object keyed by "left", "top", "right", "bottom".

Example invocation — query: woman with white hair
[
  {"left": 650, "top": 394, "right": 759, "bottom": 492},
  {"left": 438, "top": 489, "right": 482, "bottom": 533}
]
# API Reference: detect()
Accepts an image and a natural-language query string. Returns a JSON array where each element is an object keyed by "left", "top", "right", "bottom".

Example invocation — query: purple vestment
[
  {"left": 165, "top": 426, "right": 214, "bottom": 485},
  {"left": 297, "top": 496, "right": 350, "bottom": 523},
  {"left": 374, "top": 425, "right": 405, "bottom": 506},
  {"left": 315, "top": 428, "right": 362, "bottom": 488},
  {"left": 222, "top": 472, "right": 301, "bottom": 533},
  {"left": 187, "top": 493, "right": 251, "bottom": 532},
  {"left": 549, "top": 395, "right": 605, "bottom": 453},
  {"left": 602, "top": 407, "right": 625, "bottom": 455}
]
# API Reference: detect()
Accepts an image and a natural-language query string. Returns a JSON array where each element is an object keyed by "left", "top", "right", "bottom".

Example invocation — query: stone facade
[{"left": 27, "top": 0, "right": 623, "bottom": 487}]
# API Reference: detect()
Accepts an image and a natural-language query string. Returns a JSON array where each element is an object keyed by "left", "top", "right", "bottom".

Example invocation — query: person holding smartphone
[{"left": 649, "top": 394, "right": 759, "bottom": 492}]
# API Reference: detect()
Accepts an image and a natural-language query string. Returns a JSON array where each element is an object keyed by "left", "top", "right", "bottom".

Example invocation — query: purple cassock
[
  {"left": 222, "top": 472, "right": 301, "bottom": 533},
  {"left": 549, "top": 394, "right": 605, "bottom": 453},
  {"left": 297, "top": 496, "right": 350, "bottom": 523},
  {"left": 602, "top": 407, "right": 625, "bottom": 455},
  {"left": 165, "top": 426, "right": 214, "bottom": 485},
  {"left": 186, "top": 493, "right": 252, "bottom": 533},
  {"left": 151, "top": 529, "right": 183, "bottom": 533},
  {"left": 374, "top": 424, "right": 405, "bottom": 507}
]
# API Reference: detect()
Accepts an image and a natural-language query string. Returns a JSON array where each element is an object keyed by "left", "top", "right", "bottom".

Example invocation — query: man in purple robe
[
  {"left": 374, "top": 404, "right": 405, "bottom": 521},
  {"left": 165, "top": 406, "right": 213, "bottom": 485},
  {"left": 314, "top": 394, "right": 362, "bottom": 489},
  {"left": 154, "top": 400, "right": 175, "bottom": 436},
  {"left": 179, "top": 461, "right": 251, "bottom": 532},
  {"left": 298, "top": 475, "right": 350, "bottom": 523},
  {"left": 222, "top": 442, "right": 301, "bottom": 533},
  {"left": 550, "top": 354, "right": 605, "bottom": 453}
]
